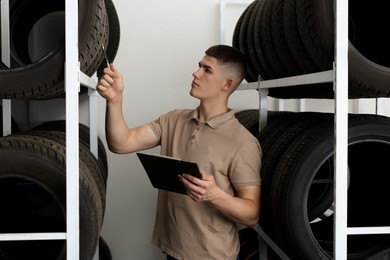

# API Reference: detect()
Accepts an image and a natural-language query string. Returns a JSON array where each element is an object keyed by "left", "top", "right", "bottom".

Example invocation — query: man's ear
[{"left": 223, "top": 77, "right": 234, "bottom": 91}]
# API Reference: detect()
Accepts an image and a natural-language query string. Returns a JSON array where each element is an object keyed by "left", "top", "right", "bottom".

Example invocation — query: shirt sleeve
[
  {"left": 230, "top": 137, "right": 262, "bottom": 187},
  {"left": 148, "top": 117, "right": 162, "bottom": 141},
  {"left": 147, "top": 109, "right": 181, "bottom": 144}
]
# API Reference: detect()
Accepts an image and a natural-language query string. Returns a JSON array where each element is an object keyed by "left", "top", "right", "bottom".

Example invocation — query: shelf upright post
[
  {"left": 80, "top": 71, "right": 99, "bottom": 158},
  {"left": 65, "top": 0, "right": 80, "bottom": 259},
  {"left": 333, "top": 0, "right": 349, "bottom": 259},
  {"left": 1, "top": 99, "right": 11, "bottom": 136},
  {"left": 258, "top": 75, "right": 268, "bottom": 132},
  {"left": 80, "top": 54, "right": 99, "bottom": 260},
  {"left": 89, "top": 87, "right": 98, "bottom": 158},
  {"left": 1, "top": 0, "right": 12, "bottom": 137},
  {"left": 219, "top": 0, "right": 254, "bottom": 44},
  {"left": 0, "top": 0, "right": 10, "bottom": 67},
  {"left": 90, "top": 86, "right": 98, "bottom": 260}
]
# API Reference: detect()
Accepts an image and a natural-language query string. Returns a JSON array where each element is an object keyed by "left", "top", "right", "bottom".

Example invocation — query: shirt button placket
[{"left": 187, "top": 124, "right": 201, "bottom": 149}]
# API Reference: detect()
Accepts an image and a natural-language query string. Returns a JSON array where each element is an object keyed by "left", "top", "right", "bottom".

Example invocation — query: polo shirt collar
[{"left": 190, "top": 107, "right": 235, "bottom": 129}]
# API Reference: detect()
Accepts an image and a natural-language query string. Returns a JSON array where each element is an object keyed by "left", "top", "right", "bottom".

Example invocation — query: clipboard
[{"left": 136, "top": 152, "right": 201, "bottom": 194}]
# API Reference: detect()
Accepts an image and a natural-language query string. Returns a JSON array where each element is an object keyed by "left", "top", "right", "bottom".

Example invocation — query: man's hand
[
  {"left": 96, "top": 64, "right": 124, "bottom": 102},
  {"left": 178, "top": 172, "right": 222, "bottom": 202},
  {"left": 179, "top": 171, "right": 260, "bottom": 227}
]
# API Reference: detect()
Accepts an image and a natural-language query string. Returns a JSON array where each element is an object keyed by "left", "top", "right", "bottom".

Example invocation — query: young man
[{"left": 97, "top": 45, "right": 262, "bottom": 260}]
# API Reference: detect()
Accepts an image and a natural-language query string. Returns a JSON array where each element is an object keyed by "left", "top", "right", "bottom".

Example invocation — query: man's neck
[{"left": 197, "top": 102, "right": 229, "bottom": 122}]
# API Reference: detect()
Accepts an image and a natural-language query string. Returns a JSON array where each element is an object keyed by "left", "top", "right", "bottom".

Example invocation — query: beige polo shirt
[{"left": 147, "top": 108, "right": 262, "bottom": 260}]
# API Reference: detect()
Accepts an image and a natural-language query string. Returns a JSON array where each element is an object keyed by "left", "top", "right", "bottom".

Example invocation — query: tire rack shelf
[
  {"left": 0, "top": 1, "right": 99, "bottom": 259},
  {"left": 239, "top": 69, "right": 335, "bottom": 260},
  {"left": 221, "top": 0, "right": 390, "bottom": 259}
]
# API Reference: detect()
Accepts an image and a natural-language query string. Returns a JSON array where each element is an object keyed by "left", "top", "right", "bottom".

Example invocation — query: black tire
[
  {"left": 252, "top": 0, "right": 274, "bottom": 80},
  {"left": 0, "top": 135, "right": 102, "bottom": 260},
  {"left": 256, "top": 112, "right": 329, "bottom": 239},
  {"left": 347, "top": 1, "right": 390, "bottom": 98},
  {"left": 235, "top": 109, "right": 289, "bottom": 136},
  {"left": 97, "top": 0, "right": 121, "bottom": 77},
  {"left": 238, "top": 1, "right": 260, "bottom": 82},
  {"left": 99, "top": 236, "right": 113, "bottom": 260},
  {"left": 32, "top": 120, "right": 108, "bottom": 183},
  {"left": 258, "top": 0, "right": 289, "bottom": 78},
  {"left": 294, "top": 0, "right": 390, "bottom": 98},
  {"left": 235, "top": 0, "right": 390, "bottom": 99},
  {"left": 265, "top": 0, "right": 335, "bottom": 99},
  {"left": 247, "top": 0, "right": 271, "bottom": 81},
  {"left": 269, "top": 114, "right": 390, "bottom": 259},
  {"left": 296, "top": 0, "right": 334, "bottom": 71},
  {"left": 16, "top": 130, "right": 107, "bottom": 222},
  {"left": 0, "top": 0, "right": 109, "bottom": 99},
  {"left": 282, "top": 0, "right": 319, "bottom": 74},
  {"left": 367, "top": 248, "right": 390, "bottom": 260},
  {"left": 235, "top": 109, "right": 260, "bottom": 136},
  {"left": 270, "top": 0, "right": 302, "bottom": 77}
]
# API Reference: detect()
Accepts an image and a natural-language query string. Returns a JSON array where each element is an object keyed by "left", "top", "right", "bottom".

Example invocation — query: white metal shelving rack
[
  {"left": 220, "top": 0, "right": 390, "bottom": 259},
  {"left": 1, "top": 0, "right": 11, "bottom": 137},
  {"left": 0, "top": 0, "right": 99, "bottom": 259}
]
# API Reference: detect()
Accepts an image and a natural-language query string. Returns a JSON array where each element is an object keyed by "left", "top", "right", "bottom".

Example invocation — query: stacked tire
[
  {"left": 233, "top": 0, "right": 390, "bottom": 99},
  {"left": 237, "top": 111, "right": 390, "bottom": 260},
  {"left": 0, "top": 0, "right": 119, "bottom": 259},
  {"left": 0, "top": 0, "right": 120, "bottom": 99},
  {"left": 234, "top": 1, "right": 390, "bottom": 258}
]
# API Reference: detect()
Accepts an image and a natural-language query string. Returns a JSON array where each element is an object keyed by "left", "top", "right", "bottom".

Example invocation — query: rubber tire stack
[
  {"left": 0, "top": 0, "right": 119, "bottom": 259},
  {"left": 235, "top": 1, "right": 390, "bottom": 259}
]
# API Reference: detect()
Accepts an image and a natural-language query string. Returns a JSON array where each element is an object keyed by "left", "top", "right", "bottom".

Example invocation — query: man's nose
[{"left": 192, "top": 68, "right": 200, "bottom": 78}]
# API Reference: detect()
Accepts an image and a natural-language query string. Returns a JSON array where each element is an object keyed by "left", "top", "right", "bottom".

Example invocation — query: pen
[{"left": 101, "top": 44, "right": 110, "bottom": 68}]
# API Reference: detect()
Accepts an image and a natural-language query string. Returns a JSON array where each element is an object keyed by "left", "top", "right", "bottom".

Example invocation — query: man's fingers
[
  {"left": 96, "top": 83, "right": 107, "bottom": 93},
  {"left": 103, "top": 73, "right": 113, "bottom": 84},
  {"left": 109, "top": 63, "right": 117, "bottom": 73}
]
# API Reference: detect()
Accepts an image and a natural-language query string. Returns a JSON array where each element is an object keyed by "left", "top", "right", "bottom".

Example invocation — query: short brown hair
[{"left": 205, "top": 45, "right": 247, "bottom": 84}]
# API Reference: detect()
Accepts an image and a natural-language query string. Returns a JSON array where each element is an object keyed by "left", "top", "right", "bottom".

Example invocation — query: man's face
[{"left": 190, "top": 55, "right": 227, "bottom": 101}]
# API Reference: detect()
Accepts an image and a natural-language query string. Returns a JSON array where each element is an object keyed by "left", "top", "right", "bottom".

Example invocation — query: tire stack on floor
[
  {"left": 235, "top": 0, "right": 390, "bottom": 259},
  {"left": 0, "top": 0, "right": 119, "bottom": 259},
  {"left": 237, "top": 110, "right": 390, "bottom": 260}
]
